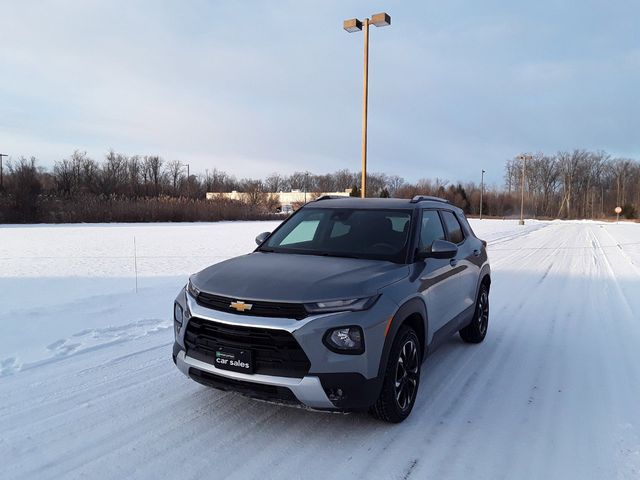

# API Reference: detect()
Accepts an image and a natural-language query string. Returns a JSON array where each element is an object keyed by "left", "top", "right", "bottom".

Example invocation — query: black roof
[{"left": 306, "top": 196, "right": 461, "bottom": 211}]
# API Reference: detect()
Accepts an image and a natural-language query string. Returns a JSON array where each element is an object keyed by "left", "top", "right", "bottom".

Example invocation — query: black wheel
[
  {"left": 370, "top": 325, "right": 421, "bottom": 423},
  {"left": 460, "top": 283, "right": 489, "bottom": 343}
]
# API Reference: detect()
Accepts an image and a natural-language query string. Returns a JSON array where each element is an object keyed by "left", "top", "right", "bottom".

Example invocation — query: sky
[{"left": 1, "top": 0, "right": 638, "bottom": 186}]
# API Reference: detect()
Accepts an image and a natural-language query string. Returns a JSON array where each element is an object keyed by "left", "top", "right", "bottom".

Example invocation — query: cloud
[{"left": 0, "top": 0, "right": 638, "bottom": 184}]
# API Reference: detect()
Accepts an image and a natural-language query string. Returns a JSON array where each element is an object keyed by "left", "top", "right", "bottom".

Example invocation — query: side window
[
  {"left": 458, "top": 214, "right": 476, "bottom": 238},
  {"left": 420, "top": 210, "right": 446, "bottom": 248},
  {"left": 441, "top": 211, "right": 465, "bottom": 244}
]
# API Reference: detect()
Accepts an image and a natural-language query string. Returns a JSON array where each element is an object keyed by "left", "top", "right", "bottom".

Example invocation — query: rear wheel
[
  {"left": 460, "top": 283, "right": 489, "bottom": 343},
  {"left": 370, "top": 325, "right": 421, "bottom": 423}
]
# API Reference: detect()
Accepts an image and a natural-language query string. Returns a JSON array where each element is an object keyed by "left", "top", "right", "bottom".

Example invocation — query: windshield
[{"left": 260, "top": 208, "right": 413, "bottom": 263}]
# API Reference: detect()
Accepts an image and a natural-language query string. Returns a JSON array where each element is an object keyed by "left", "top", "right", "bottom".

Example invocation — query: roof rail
[
  {"left": 409, "top": 195, "right": 450, "bottom": 204},
  {"left": 314, "top": 195, "right": 348, "bottom": 201}
]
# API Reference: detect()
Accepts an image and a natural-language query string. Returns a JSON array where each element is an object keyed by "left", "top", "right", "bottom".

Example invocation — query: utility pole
[
  {"left": 479, "top": 169, "right": 485, "bottom": 220},
  {"left": 517, "top": 154, "right": 531, "bottom": 225},
  {"left": 0, "top": 153, "right": 7, "bottom": 190},
  {"left": 344, "top": 13, "right": 391, "bottom": 198},
  {"left": 304, "top": 172, "right": 309, "bottom": 203}
]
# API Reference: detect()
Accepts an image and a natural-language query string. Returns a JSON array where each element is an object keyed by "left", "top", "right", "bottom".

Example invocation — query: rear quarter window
[
  {"left": 458, "top": 214, "right": 477, "bottom": 238},
  {"left": 440, "top": 210, "right": 465, "bottom": 244}
]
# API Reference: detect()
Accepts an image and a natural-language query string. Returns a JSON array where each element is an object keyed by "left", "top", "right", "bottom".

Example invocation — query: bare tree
[
  {"left": 265, "top": 173, "right": 285, "bottom": 193},
  {"left": 166, "top": 160, "right": 184, "bottom": 194},
  {"left": 6, "top": 157, "right": 41, "bottom": 221},
  {"left": 387, "top": 175, "right": 405, "bottom": 197},
  {"left": 143, "top": 155, "right": 164, "bottom": 196}
]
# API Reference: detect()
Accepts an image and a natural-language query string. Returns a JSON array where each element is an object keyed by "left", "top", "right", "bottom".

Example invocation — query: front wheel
[
  {"left": 370, "top": 326, "right": 421, "bottom": 423},
  {"left": 459, "top": 284, "right": 489, "bottom": 343}
]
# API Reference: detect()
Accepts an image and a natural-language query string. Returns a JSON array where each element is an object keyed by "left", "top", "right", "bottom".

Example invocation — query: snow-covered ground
[{"left": 1, "top": 219, "right": 639, "bottom": 479}]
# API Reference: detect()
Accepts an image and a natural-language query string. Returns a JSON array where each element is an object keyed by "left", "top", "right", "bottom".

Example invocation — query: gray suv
[{"left": 172, "top": 196, "right": 490, "bottom": 422}]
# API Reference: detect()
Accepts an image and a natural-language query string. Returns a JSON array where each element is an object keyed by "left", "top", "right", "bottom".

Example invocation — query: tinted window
[
  {"left": 458, "top": 214, "right": 477, "bottom": 238},
  {"left": 262, "top": 208, "right": 413, "bottom": 263},
  {"left": 441, "top": 211, "right": 464, "bottom": 244},
  {"left": 420, "top": 210, "right": 445, "bottom": 248},
  {"left": 280, "top": 218, "right": 321, "bottom": 245}
]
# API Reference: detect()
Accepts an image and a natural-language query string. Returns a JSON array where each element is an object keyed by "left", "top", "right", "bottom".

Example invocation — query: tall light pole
[
  {"left": 0, "top": 153, "right": 7, "bottom": 190},
  {"left": 517, "top": 154, "right": 531, "bottom": 225},
  {"left": 344, "top": 12, "right": 391, "bottom": 198},
  {"left": 479, "top": 169, "right": 485, "bottom": 220}
]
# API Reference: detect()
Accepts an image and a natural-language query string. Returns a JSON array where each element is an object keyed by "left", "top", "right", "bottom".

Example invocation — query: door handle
[
  {"left": 450, "top": 259, "right": 458, "bottom": 267},
  {"left": 473, "top": 249, "right": 481, "bottom": 257}
]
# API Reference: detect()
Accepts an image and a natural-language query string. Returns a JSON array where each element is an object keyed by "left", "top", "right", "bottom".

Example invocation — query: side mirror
[
  {"left": 255, "top": 231, "right": 271, "bottom": 245},
  {"left": 416, "top": 239, "right": 458, "bottom": 260}
]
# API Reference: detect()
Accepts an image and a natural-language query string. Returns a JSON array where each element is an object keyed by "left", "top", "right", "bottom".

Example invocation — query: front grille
[
  {"left": 195, "top": 292, "right": 308, "bottom": 320},
  {"left": 189, "top": 368, "right": 300, "bottom": 405},
  {"left": 184, "top": 317, "right": 311, "bottom": 378}
]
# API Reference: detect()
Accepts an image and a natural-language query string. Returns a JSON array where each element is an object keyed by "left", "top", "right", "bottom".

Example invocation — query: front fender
[{"left": 376, "top": 297, "right": 428, "bottom": 379}]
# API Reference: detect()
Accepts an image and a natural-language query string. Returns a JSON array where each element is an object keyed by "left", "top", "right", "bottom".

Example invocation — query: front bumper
[
  {"left": 174, "top": 345, "right": 335, "bottom": 409},
  {"left": 173, "top": 287, "right": 398, "bottom": 410}
]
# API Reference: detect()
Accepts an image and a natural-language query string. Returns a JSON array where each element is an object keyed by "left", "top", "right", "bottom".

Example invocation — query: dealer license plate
[{"left": 214, "top": 346, "right": 253, "bottom": 374}]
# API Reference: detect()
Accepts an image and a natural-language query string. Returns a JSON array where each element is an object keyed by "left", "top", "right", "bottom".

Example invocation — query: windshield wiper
[{"left": 317, "top": 252, "right": 363, "bottom": 259}]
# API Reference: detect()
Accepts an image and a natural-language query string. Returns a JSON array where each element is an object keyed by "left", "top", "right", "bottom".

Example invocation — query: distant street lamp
[
  {"left": 304, "top": 171, "right": 309, "bottom": 203},
  {"left": 183, "top": 163, "right": 190, "bottom": 197},
  {"left": 343, "top": 12, "right": 391, "bottom": 198},
  {"left": 517, "top": 154, "right": 532, "bottom": 225},
  {"left": 0, "top": 153, "right": 7, "bottom": 190},
  {"left": 479, "top": 169, "right": 485, "bottom": 220}
]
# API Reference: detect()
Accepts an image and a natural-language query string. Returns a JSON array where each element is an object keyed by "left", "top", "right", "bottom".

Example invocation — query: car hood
[{"left": 192, "top": 252, "right": 409, "bottom": 303}]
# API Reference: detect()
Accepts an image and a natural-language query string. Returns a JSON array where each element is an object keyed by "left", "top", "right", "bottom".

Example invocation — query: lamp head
[
  {"left": 371, "top": 13, "right": 391, "bottom": 27},
  {"left": 343, "top": 18, "right": 363, "bottom": 32}
]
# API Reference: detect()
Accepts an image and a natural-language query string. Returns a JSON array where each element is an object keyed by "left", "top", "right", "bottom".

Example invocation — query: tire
[
  {"left": 370, "top": 325, "right": 421, "bottom": 423},
  {"left": 459, "top": 283, "right": 489, "bottom": 343}
]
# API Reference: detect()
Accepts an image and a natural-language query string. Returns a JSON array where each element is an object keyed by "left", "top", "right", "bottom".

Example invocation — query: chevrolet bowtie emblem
[{"left": 229, "top": 300, "right": 253, "bottom": 312}]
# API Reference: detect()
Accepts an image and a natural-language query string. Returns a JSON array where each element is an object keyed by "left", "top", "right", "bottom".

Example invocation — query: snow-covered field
[{"left": 1, "top": 219, "right": 639, "bottom": 479}]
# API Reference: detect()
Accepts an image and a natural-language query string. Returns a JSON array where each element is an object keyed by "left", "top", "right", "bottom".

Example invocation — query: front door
[{"left": 417, "top": 209, "right": 463, "bottom": 337}]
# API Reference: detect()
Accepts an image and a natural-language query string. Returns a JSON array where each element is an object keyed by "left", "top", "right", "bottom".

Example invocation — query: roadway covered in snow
[{"left": 1, "top": 219, "right": 639, "bottom": 479}]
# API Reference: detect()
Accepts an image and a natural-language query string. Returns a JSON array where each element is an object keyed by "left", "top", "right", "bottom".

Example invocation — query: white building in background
[{"left": 206, "top": 189, "right": 352, "bottom": 212}]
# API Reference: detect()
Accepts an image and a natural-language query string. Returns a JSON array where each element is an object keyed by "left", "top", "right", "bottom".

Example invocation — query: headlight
[
  {"left": 304, "top": 295, "right": 379, "bottom": 314},
  {"left": 323, "top": 326, "right": 364, "bottom": 354},
  {"left": 187, "top": 278, "right": 200, "bottom": 299},
  {"left": 174, "top": 302, "right": 183, "bottom": 336},
  {"left": 174, "top": 302, "right": 183, "bottom": 323}
]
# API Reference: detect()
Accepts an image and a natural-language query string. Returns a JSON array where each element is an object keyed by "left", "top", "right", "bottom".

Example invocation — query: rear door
[{"left": 440, "top": 210, "right": 478, "bottom": 317}]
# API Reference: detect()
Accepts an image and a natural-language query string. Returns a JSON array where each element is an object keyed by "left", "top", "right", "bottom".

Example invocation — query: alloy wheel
[
  {"left": 394, "top": 338, "right": 419, "bottom": 411},
  {"left": 477, "top": 290, "right": 489, "bottom": 336}
]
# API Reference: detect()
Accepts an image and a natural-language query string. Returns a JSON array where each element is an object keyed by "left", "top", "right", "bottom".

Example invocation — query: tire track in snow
[{"left": 2, "top": 221, "right": 640, "bottom": 480}]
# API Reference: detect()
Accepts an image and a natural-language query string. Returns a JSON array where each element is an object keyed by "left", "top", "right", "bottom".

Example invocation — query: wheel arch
[
  {"left": 377, "top": 297, "right": 428, "bottom": 379},
  {"left": 477, "top": 265, "right": 491, "bottom": 297}
]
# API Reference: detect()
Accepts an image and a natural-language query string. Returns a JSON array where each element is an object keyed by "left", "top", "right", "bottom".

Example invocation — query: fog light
[
  {"left": 323, "top": 326, "right": 364, "bottom": 354},
  {"left": 325, "top": 388, "right": 346, "bottom": 401}
]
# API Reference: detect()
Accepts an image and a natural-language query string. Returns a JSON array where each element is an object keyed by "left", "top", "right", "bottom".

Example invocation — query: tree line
[{"left": 0, "top": 148, "right": 638, "bottom": 223}]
